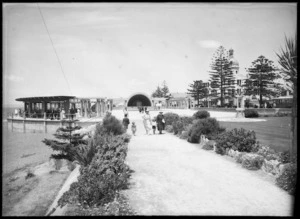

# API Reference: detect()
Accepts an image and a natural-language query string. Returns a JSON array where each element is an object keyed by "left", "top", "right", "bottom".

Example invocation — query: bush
[
  {"left": 215, "top": 128, "right": 258, "bottom": 155},
  {"left": 241, "top": 154, "right": 264, "bottom": 170},
  {"left": 164, "top": 125, "right": 174, "bottom": 133},
  {"left": 58, "top": 132, "right": 132, "bottom": 208},
  {"left": 187, "top": 118, "right": 226, "bottom": 143},
  {"left": 172, "top": 120, "right": 185, "bottom": 135},
  {"left": 180, "top": 116, "right": 194, "bottom": 126},
  {"left": 244, "top": 109, "right": 259, "bottom": 118},
  {"left": 163, "top": 112, "right": 180, "bottom": 126},
  {"left": 96, "top": 115, "right": 125, "bottom": 136},
  {"left": 193, "top": 110, "right": 210, "bottom": 119},
  {"left": 276, "top": 163, "right": 297, "bottom": 195}
]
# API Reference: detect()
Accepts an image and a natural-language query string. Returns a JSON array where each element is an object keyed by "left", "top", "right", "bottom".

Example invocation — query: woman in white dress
[{"left": 142, "top": 110, "right": 153, "bottom": 135}]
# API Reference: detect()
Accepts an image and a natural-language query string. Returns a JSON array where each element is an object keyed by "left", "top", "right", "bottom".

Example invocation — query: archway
[{"left": 127, "top": 93, "right": 152, "bottom": 107}]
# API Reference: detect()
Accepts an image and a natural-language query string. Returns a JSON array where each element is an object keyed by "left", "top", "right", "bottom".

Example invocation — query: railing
[{"left": 7, "top": 112, "right": 78, "bottom": 121}]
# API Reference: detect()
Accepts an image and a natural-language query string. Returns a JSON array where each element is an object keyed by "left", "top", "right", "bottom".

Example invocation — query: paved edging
[{"left": 45, "top": 164, "right": 81, "bottom": 216}]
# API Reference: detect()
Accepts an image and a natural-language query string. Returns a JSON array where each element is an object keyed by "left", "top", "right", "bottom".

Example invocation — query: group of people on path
[{"left": 122, "top": 107, "right": 165, "bottom": 136}]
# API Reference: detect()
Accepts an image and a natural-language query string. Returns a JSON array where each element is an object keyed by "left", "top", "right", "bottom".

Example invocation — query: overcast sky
[{"left": 3, "top": 3, "right": 297, "bottom": 106}]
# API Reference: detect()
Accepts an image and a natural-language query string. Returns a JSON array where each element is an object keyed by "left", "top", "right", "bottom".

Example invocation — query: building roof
[
  {"left": 170, "top": 92, "right": 190, "bottom": 98},
  {"left": 16, "top": 96, "right": 75, "bottom": 102}
]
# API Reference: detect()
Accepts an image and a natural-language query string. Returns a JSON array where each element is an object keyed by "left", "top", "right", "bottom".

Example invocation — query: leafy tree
[
  {"left": 209, "top": 46, "right": 236, "bottom": 107},
  {"left": 161, "top": 80, "right": 170, "bottom": 97},
  {"left": 244, "top": 55, "right": 279, "bottom": 107},
  {"left": 276, "top": 35, "right": 297, "bottom": 157},
  {"left": 187, "top": 80, "right": 208, "bottom": 106}
]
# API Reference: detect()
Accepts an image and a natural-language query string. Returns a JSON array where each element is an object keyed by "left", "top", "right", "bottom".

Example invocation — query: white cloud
[
  {"left": 5, "top": 74, "right": 24, "bottom": 82},
  {"left": 197, "top": 40, "right": 221, "bottom": 49}
]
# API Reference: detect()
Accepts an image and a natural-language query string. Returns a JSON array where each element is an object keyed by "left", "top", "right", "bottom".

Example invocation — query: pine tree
[
  {"left": 187, "top": 80, "right": 208, "bottom": 106},
  {"left": 42, "top": 117, "right": 95, "bottom": 166},
  {"left": 161, "top": 80, "right": 170, "bottom": 97},
  {"left": 151, "top": 85, "right": 164, "bottom": 98},
  {"left": 209, "top": 46, "right": 235, "bottom": 107},
  {"left": 244, "top": 55, "right": 279, "bottom": 107}
]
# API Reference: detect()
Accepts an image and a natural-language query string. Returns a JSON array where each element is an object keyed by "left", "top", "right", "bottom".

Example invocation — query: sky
[{"left": 3, "top": 3, "right": 297, "bottom": 106}]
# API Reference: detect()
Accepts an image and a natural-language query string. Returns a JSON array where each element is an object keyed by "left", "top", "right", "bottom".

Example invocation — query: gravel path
[{"left": 112, "top": 111, "right": 294, "bottom": 216}]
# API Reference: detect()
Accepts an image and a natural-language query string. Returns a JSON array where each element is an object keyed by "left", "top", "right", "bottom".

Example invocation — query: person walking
[
  {"left": 122, "top": 114, "right": 130, "bottom": 132},
  {"left": 123, "top": 106, "right": 129, "bottom": 117},
  {"left": 156, "top": 111, "right": 165, "bottom": 134},
  {"left": 131, "top": 122, "right": 137, "bottom": 136},
  {"left": 142, "top": 110, "right": 152, "bottom": 135}
]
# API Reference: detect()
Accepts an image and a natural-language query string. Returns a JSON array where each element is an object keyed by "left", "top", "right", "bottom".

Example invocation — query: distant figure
[
  {"left": 142, "top": 110, "right": 152, "bottom": 135},
  {"left": 131, "top": 122, "right": 137, "bottom": 136},
  {"left": 122, "top": 114, "right": 130, "bottom": 131},
  {"left": 61, "top": 108, "right": 66, "bottom": 120},
  {"left": 69, "top": 107, "right": 75, "bottom": 120},
  {"left": 156, "top": 111, "right": 165, "bottom": 134},
  {"left": 152, "top": 118, "right": 157, "bottom": 134},
  {"left": 123, "top": 107, "right": 129, "bottom": 117}
]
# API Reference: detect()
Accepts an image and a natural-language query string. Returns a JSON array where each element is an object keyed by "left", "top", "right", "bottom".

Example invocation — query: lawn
[{"left": 219, "top": 117, "right": 292, "bottom": 152}]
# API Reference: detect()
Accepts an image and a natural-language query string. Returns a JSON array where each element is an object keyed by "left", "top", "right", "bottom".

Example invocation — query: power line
[{"left": 37, "top": 3, "right": 73, "bottom": 96}]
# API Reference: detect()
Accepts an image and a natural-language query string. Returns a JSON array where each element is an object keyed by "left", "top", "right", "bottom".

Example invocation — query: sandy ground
[{"left": 111, "top": 111, "right": 294, "bottom": 216}]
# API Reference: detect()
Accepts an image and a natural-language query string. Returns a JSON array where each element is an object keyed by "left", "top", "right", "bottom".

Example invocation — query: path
[{"left": 112, "top": 110, "right": 293, "bottom": 216}]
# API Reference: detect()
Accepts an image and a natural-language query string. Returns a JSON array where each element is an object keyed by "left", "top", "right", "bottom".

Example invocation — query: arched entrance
[{"left": 127, "top": 93, "right": 152, "bottom": 107}]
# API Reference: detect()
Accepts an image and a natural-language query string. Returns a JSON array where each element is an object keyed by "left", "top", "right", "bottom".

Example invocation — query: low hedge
[{"left": 244, "top": 109, "right": 259, "bottom": 118}]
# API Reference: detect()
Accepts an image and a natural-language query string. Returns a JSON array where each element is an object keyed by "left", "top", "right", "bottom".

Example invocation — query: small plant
[
  {"left": 244, "top": 109, "right": 259, "bottom": 118},
  {"left": 202, "top": 140, "right": 215, "bottom": 150},
  {"left": 215, "top": 128, "right": 258, "bottom": 155},
  {"left": 187, "top": 118, "right": 225, "bottom": 143},
  {"left": 163, "top": 112, "right": 180, "bottom": 126},
  {"left": 193, "top": 110, "right": 210, "bottom": 119}
]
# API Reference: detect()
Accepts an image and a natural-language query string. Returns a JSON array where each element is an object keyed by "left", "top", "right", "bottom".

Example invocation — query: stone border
[{"left": 45, "top": 164, "right": 81, "bottom": 216}]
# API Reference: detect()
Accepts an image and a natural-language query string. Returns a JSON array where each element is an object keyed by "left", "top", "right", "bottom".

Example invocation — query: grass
[{"left": 219, "top": 117, "right": 291, "bottom": 152}]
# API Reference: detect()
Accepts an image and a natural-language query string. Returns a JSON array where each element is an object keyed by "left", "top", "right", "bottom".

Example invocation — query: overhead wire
[{"left": 37, "top": 3, "right": 73, "bottom": 96}]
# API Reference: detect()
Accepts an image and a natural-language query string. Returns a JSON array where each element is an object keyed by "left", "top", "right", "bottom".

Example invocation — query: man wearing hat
[{"left": 156, "top": 111, "right": 165, "bottom": 134}]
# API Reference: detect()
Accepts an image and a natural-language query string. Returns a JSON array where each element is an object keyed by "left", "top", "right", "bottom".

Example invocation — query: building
[{"left": 201, "top": 48, "right": 292, "bottom": 108}]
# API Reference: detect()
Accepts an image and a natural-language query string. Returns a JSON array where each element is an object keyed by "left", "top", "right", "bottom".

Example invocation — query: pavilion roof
[{"left": 15, "top": 96, "right": 75, "bottom": 102}]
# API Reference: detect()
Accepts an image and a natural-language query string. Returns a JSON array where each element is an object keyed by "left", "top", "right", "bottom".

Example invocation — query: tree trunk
[{"left": 291, "top": 82, "right": 297, "bottom": 159}]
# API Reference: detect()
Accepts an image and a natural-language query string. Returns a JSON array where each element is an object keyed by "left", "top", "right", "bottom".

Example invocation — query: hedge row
[{"left": 58, "top": 114, "right": 133, "bottom": 209}]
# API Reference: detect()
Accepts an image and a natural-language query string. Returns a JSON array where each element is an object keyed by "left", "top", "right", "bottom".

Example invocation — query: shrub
[
  {"left": 97, "top": 115, "right": 125, "bottom": 136},
  {"left": 164, "top": 125, "right": 174, "bottom": 133},
  {"left": 187, "top": 118, "right": 226, "bottom": 143},
  {"left": 179, "top": 124, "right": 193, "bottom": 139},
  {"left": 276, "top": 163, "right": 297, "bottom": 195},
  {"left": 180, "top": 116, "right": 194, "bottom": 126},
  {"left": 193, "top": 110, "right": 210, "bottom": 119},
  {"left": 279, "top": 150, "right": 291, "bottom": 164},
  {"left": 172, "top": 120, "right": 185, "bottom": 135},
  {"left": 241, "top": 154, "right": 264, "bottom": 170},
  {"left": 202, "top": 140, "right": 215, "bottom": 150},
  {"left": 244, "top": 109, "right": 259, "bottom": 118},
  {"left": 215, "top": 128, "right": 258, "bottom": 155},
  {"left": 163, "top": 112, "right": 180, "bottom": 126},
  {"left": 58, "top": 132, "right": 132, "bottom": 208}
]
